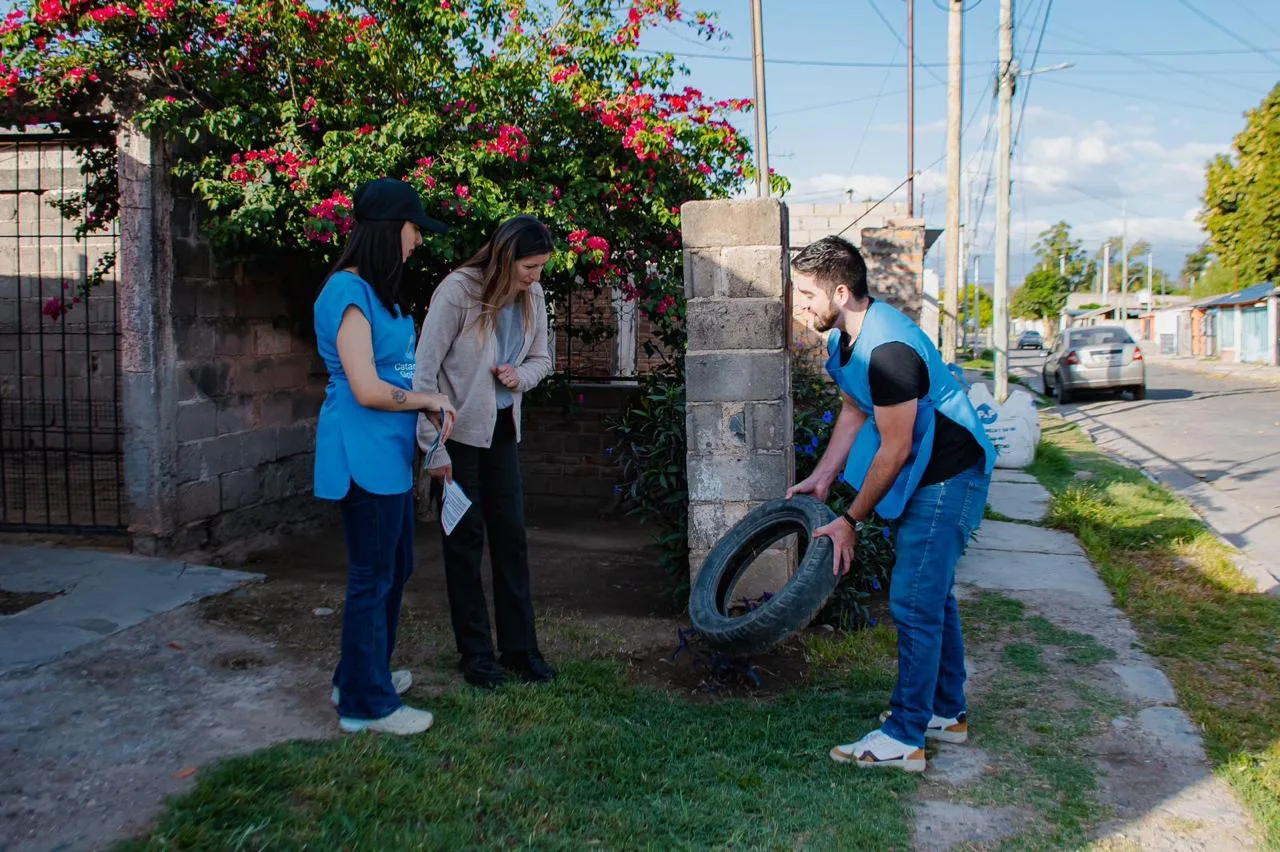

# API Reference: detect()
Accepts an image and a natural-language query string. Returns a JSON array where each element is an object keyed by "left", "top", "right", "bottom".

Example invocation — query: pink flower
[
  {"left": 42, "top": 297, "right": 66, "bottom": 320},
  {"left": 441, "top": 0, "right": 450, "bottom": 8},
  {"left": 455, "top": 185, "right": 469, "bottom": 198},
  {"left": 356, "top": 124, "right": 374, "bottom": 136},
  {"left": 302, "top": 96, "right": 316, "bottom": 112}
]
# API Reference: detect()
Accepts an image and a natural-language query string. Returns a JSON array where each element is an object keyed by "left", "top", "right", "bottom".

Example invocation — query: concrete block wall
[
  {"left": 165, "top": 198, "right": 327, "bottom": 553},
  {"left": 682, "top": 198, "right": 793, "bottom": 593},
  {"left": 786, "top": 200, "right": 910, "bottom": 250},
  {"left": 860, "top": 220, "right": 925, "bottom": 322}
]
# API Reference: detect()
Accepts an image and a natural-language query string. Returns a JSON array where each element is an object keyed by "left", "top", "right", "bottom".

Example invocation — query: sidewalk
[
  {"left": 928, "top": 470, "right": 1259, "bottom": 850},
  {"left": 1144, "top": 350, "right": 1280, "bottom": 385}
]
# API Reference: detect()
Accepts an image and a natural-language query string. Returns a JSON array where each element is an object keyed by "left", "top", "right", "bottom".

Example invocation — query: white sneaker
[
  {"left": 879, "top": 709, "right": 969, "bottom": 744},
  {"left": 339, "top": 705, "right": 434, "bottom": 735},
  {"left": 830, "top": 729, "right": 927, "bottom": 772},
  {"left": 331, "top": 669, "right": 412, "bottom": 706}
]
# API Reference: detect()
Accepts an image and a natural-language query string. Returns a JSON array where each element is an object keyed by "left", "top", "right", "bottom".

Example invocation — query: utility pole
[
  {"left": 1059, "top": 252, "right": 1066, "bottom": 277},
  {"left": 993, "top": 0, "right": 1014, "bottom": 402},
  {"left": 957, "top": 166, "right": 971, "bottom": 354},
  {"left": 1120, "top": 202, "right": 1129, "bottom": 327},
  {"left": 974, "top": 255, "right": 981, "bottom": 354},
  {"left": 942, "top": 0, "right": 964, "bottom": 362},
  {"left": 1102, "top": 242, "right": 1111, "bottom": 296},
  {"left": 907, "top": 0, "right": 916, "bottom": 217},
  {"left": 749, "top": 0, "right": 770, "bottom": 198},
  {"left": 1148, "top": 251, "right": 1154, "bottom": 303}
]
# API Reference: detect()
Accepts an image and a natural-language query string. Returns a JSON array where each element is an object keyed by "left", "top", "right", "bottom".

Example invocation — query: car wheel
[
  {"left": 1132, "top": 384, "right": 1146, "bottom": 401},
  {"left": 1055, "top": 373, "right": 1072, "bottom": 405}
]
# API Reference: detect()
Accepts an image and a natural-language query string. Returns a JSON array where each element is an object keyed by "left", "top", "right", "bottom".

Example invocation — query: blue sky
[{"left": 644, "top": 0, "right": 1280, "bottom": 284}]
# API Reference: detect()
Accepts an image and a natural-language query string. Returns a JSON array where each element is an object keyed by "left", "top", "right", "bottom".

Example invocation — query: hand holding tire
[
  {"left": 786, "top": 472, "right": 834, "bottom": 503},
  {"left": 813, "top": 517, "right": 856, "bottom": 576}
]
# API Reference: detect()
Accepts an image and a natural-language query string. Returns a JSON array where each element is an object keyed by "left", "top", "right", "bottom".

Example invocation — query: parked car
[
  {"left": 1042, "top": 325, "right": 1146, "bottom": 404},
  {"left": 1016, "top": 330, "right": 1043, "bottom": 350}
]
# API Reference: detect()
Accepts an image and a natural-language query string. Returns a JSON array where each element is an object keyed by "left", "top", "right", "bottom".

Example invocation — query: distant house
[{"left": 1197, "top": 283, "right": 1279, "bottom": 365}]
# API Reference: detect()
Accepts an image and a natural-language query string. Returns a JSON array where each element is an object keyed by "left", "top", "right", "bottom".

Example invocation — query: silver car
[{"left": 1041, "top": 325, "right": 1146, "bottom": 404}]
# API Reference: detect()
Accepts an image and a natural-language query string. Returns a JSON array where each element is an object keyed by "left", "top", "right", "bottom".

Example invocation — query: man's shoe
[
  {"left": 460, "top": 653, "right": 507, "bottom": 689},
  {"left": 830, "top": 729, "right": 927, "bottom": 772},
  {"left": 331, "top": 669, "right": 412, "bottom": 706},
  {"left": 879, "top": 709, "right": 969, "bottom": 744},
  {"left": 500, "top": 650, "right": 557, "bottom": 683},
  {"left": 339, "top": 705, "right": 434, "bottom": 735}
]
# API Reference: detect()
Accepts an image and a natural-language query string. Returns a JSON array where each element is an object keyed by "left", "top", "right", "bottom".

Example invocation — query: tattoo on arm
[{"left": 391, "top": 389, "right": 407, "bottom": 405}]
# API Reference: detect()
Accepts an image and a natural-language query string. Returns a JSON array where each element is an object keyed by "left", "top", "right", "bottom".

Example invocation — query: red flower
[
  {"left": 455, "top": 185, "right": 470, "bottom": 198},
  {"left": 356, "top": 124, "right": 374, "bottom": 136}
]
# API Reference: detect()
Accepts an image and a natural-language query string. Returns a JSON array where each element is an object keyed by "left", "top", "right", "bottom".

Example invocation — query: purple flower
[{"left": 822, "top": 410, "right": 834, "bottom": 425}]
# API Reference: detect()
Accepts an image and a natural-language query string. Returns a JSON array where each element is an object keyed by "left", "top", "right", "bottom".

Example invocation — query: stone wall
[{"left": 682, "top": 199, "right": 793, "bottom": 592}]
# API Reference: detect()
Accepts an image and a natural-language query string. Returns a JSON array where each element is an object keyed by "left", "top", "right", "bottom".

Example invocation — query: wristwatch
[{"left": 840, "top": 511, "right": 866, "bottom": 533}]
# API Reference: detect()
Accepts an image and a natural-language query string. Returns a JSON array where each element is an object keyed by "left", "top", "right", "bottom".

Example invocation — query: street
[{"left": 1010, "top": 350, "right": 1280, "bottom": 593}]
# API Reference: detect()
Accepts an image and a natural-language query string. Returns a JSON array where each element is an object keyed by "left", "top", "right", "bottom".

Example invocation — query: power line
[
  {"left": 1013, "top": 0, "right": 1054, "bottom": 156},
  {"left": 866, "top": 0, "right": 948, "bottom": 86},
  {"left": 844, "top": 41, "right": 903, "bottom": 186},
  {"left": 1034, "top": 76, "right": 1246, "bottom": 115},
  {"left": 1170, "top": 0, "right": 1280, "bottom": 70}
]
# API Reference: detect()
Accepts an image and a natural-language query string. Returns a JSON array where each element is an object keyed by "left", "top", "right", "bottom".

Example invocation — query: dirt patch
[
  {"left": 0, "top": 589, "right": 61, "bottom": 615},
  {"left": 623, "top": 630, "right": 813, "bottom": 699},
  {"left": 0, "top": 606, "right": 333, "bottom": 852}
]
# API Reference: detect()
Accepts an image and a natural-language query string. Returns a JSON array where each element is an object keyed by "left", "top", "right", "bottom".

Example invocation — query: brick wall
[
  {"left": 163, "top": 195, "right": 327, "bottom": 553},
  {"left": 519, "top": 383, "right": 636, "bottom": 517},
  {"left": 787, "top": 201, "right": 910, "bottom": 250}
]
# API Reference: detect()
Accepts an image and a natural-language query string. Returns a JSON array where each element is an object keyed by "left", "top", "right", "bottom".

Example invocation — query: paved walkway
[
  {"left": 0, "top": 546, "right": 261, "bottom": 674},
  {"left": 1145, "top": 351, "right": 1280, "bottom": 385},
  {"left": 932, "top": 474, "right": 1259, "bottom": 849}
]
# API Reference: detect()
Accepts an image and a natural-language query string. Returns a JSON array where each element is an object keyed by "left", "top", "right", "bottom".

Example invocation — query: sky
[{"left": 643, "top": 0, "right": 1280, "bottom": 286}]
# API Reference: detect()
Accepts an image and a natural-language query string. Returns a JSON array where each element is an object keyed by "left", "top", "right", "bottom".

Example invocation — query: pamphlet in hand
[{"left": 441, "top": 479, "right": 472, "bottom": 536}]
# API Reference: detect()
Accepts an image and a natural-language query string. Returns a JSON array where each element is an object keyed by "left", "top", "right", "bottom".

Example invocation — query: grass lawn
[
  {"left": 1028, "top": 416, "right": 1280, "bottom": 847},
  {"left": 122, "top": 633, "right": 920, "bottom": 850}
]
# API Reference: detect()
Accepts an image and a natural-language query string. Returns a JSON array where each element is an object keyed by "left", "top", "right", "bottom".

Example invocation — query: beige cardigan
[{"left": 414, "top": 267, "right": 553, "bottom": 469}]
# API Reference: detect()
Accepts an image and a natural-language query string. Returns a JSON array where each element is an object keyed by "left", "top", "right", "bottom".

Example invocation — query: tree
[
  {"left": 961, "top": 283, "right": 992, "bottom": 329},
  {"left": 1010, "top": 269, "right": 1069, "bottom": 321},
  {"left": 1181, "top": 241, "right": 1213, "bottom": 286},
  {"left": 1, "top": 0, "right": 772, "bottom": 341},
  {"left": 1031, "top": 221, "right": 1094, "bottom": 292},
  {"left": 1200, "top": 82, "right": 1280, "bottom": 287}
]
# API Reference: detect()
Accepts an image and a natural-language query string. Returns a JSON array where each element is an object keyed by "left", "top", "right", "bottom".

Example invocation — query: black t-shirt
[{"left": 839, "top": 333, "right": 984, "bottom": 487}]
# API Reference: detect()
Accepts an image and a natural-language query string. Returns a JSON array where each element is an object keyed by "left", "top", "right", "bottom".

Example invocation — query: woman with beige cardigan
[{"left": 414, "top": 215, "right": 556, "bottom": 688}]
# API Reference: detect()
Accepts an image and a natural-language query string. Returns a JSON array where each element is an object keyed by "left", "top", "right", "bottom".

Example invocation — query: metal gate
[
  {"left": 1241, "top": 305, "right": 1269, "bottom": 364},
  {"left": 0, "top": 134, "right": 124, "bottom": 531}
]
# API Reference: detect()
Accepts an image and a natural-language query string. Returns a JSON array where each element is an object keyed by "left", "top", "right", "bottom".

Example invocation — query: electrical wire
[
  {"left": 866, "top": 0, "right": 948, "bottom": 86},
  {"left": 1012, "top": 0, "right": 1054, "bottom": 156},
  {"left": 843, "top": 41, "right": 902, "bottom": 186},
  {"left": 1170, "top": 0, "right": 1280, "bottom": 70}
]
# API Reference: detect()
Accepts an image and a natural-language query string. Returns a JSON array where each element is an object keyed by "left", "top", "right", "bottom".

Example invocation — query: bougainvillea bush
[{"left": 1, "top": 0, "right": 787, "bottom": 333}]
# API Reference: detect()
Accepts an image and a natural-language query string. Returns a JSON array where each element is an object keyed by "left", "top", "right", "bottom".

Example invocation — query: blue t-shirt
[
  {"left": 313, "top": 271, "right": 418, "bottom": 500},
  {"left": 494, "top": 301, "right": 524, "bottom": 411}
]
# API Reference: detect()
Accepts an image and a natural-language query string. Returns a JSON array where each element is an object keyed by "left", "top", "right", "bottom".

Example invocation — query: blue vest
[
  {"left": 825, "top": 301, "right": 996, "bottom": 520},
  {"left": 313, "top": 271, "right": 419, "bottom": 500}
]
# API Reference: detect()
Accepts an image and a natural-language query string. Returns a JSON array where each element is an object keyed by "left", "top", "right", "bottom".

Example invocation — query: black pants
[{"left": 441, "top": 408, "right": 538, "bottom": 658}]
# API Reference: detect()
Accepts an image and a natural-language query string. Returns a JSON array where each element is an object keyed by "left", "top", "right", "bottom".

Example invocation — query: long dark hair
[
  {"left": 460, "top": 215, "right": 554, "bottom": 335},
  {"left": 327, "top": 220, "right": 409, "bottom": 316}
]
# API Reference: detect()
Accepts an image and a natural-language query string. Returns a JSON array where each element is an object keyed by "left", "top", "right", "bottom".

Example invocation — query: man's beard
[{"left": 813, "top": 305, "right": 840, "bottom": 333}]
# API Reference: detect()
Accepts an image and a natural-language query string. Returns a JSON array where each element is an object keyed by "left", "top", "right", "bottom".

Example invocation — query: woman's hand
[
  {"left": 428, "top": 464, "right": 453, "bottom": 484},
  {"left": 492, "top": 364, "right": 520, "bottom": 390},
  {"left": 424, "top": 395, "right": 456, "bottom": 442}
]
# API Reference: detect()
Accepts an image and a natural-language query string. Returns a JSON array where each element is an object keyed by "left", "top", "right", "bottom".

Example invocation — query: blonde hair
[{"left": 460, "top": 215, "right": 554, "bottom": 336}]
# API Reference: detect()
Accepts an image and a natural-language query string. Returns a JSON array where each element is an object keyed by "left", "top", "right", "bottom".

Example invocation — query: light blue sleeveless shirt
[
  {"left": 825, "top": 301, "right": 996, "bottom": 519},
  {"left": 313, "top": 271, "right": 418, "bottom": 499}
]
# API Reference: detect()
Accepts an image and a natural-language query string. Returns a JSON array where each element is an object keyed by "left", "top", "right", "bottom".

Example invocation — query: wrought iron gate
[{"left": 0, "top": 134, "right": 124, "bottom": 531}]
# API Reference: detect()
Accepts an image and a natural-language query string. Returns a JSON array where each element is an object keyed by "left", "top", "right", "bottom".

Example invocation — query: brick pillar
[
  {"left": 682, "top": 199, "right": 793, "bottom": 593},
  {"left": 117, "top": 123, "right": 179, "bottom": 551},
  {"left": 861, "top": 218, "right": 926, "bottom": 320}
]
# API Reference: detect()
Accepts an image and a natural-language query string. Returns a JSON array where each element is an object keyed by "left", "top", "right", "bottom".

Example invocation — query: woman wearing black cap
[
  {"left": 414, "top": 215, "right": 557, "bottom": 689},
  {"left": 314, "top": 177, "right": 455, "bottom": 735}
]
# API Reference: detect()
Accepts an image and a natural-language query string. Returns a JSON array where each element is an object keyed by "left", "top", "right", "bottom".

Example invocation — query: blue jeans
[
  {"left": 333, "top": 483, "right": 415, "bottom": 720},
  {"left": 880, "top": 463, "right": 991, "bottom": 748}
]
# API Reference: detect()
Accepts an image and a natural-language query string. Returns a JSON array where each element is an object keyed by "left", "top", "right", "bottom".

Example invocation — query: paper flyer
[{"left": 441, "top": 479, "right": 472, "bottom": 536}]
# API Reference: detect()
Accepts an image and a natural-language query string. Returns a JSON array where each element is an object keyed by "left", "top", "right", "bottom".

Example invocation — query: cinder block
[
  {"left": 176, "top": 478, "right": 220, "bottom": 524},
  {"left": 686, "top": 351, "right": 787, "bottom": 404},
  {"left": 683, "top": 248, "right": 720, "bottom": 299},
  {"left": 687, "top": 299, "right": 785, "bottom": 351},
  {"left": 176, "top": 400, "right": 217, "bottom": 443},
  {"left": 686, "top": 402, "right": 749, "bottom": 454},
  {"left": 796, "top": 216, "right": 832, "bottom": 233},
  {"left": 254, "top": 324, "right": 294, "bottom": 356},
  {"left": 681, "top": 198, "right": 787, "bottom": 249},
  {"left": 216, "top": 396, "right": 255, "bottom": 435},
  {"left": 811, "top": 203, "right": 844, "bottom": 217},
  {"left": 219, "top": 468, "right": 263, "bottom": 511},
  {"left": 719, "top": 246, "right": 785, "bottom": 298},
  {"left": 748, "top": 401, "right": 791, "bottom": 451},
  {"left": 688, "top": 452, "right": 789, "bottom": 502}
]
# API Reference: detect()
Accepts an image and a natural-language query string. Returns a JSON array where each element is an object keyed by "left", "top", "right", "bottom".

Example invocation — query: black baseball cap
[{"left": 353, "top": 177, "right": 449, "bottom": 234}]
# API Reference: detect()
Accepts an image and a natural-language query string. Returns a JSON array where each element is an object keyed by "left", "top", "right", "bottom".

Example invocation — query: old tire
[
  {"left": 1055, "top": 373, "right": 1072, "bottom": 405},
  {"left": 688, "top": 495, "right": 839, "bottom": 657}
]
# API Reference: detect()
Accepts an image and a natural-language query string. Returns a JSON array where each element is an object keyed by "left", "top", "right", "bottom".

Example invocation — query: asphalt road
[{"left": 1010, "top": 349, "right": 1280, "bottom": 594}]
